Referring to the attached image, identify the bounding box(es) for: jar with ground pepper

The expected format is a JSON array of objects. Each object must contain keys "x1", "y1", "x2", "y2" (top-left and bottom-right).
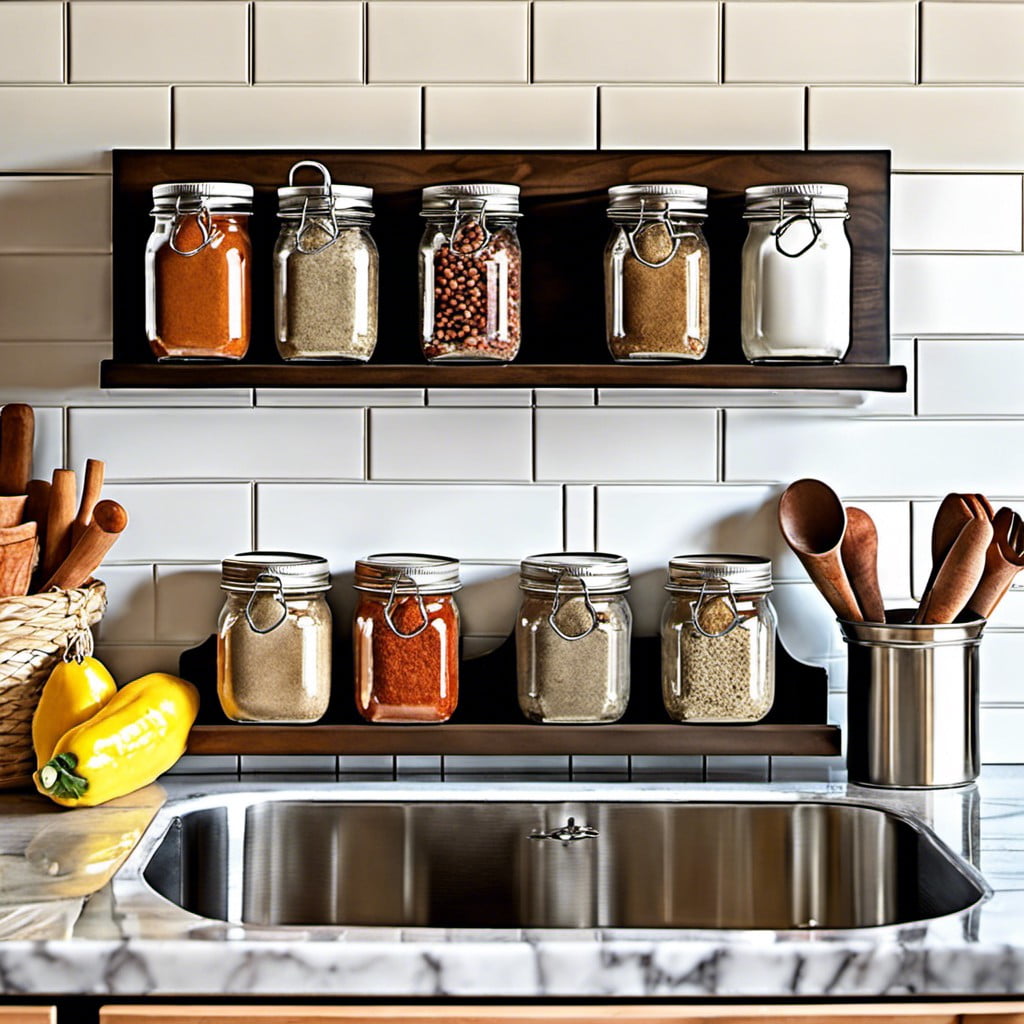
[
  {"x1": 145, "y1": 182, "x2": 253, "y2": 360},
  {"x1": 217, "y1": 552, "x2": 332, "y2": 724},
  {"x1": 353, "y1": 553, "x2": 461, "y2": 723},
  {"x1": 516, "y1": 553, "x2": 632, "y2": 724},
  {"x1": 605, "y1": 184, "x2": 710, "y2": 362},
  {"x1": 419, "y1": 184, "x2": 522, "y2": 362}
]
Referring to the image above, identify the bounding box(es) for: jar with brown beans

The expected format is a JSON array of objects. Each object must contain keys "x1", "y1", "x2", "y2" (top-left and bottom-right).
[{"x1": 418, "y1": 183, "x2": 522, "y2": 362}]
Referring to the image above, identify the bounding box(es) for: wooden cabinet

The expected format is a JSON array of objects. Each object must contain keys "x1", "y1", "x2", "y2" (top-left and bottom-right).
[{"x1": 0, "y1": 1008, "x2": 55, "y2": 1024}]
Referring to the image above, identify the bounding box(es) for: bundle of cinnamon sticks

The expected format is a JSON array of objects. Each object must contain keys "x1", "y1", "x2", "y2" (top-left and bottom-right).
[{"x1": 0, "y1": 404, "x2": 128, "y2": 598}]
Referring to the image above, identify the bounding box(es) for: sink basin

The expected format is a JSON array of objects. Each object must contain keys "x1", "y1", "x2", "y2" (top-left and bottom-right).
[{"x1": 133, "y1": 792, "x2": 987, "y2": 932}]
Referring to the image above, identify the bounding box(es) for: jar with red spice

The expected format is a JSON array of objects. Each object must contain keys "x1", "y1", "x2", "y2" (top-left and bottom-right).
[
  {"x1": 353, "y1": 553, "x2": 462, "y2": 723},
  {"x1": 418, "y1": 184, "x2": 522, "y2": 363},
  {"x1": 145, "y1": 181, "x2": 253, "y2": 360}
]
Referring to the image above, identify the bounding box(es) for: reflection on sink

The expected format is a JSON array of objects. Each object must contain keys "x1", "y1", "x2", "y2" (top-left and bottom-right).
[{"x1": 137, "y1": 796, "x2": 987, "y2": 931}]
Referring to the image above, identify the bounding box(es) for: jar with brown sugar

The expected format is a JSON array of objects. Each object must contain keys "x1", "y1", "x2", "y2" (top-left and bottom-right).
[{"x1": 145, "y1": 181, "x2": 253, "y2": 360}]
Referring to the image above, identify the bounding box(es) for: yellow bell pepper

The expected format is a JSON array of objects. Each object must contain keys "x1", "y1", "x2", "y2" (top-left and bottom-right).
[
  {"x1": 35, "y1": 673, "x2": 199, "y2": 808},
  {"x1": 32, "y1": 656, "x2": 117, "y2": 770}
]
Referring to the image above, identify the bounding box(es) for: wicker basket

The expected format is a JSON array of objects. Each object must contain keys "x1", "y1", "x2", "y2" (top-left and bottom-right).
[{"x1": 0, "y1": 581, "x2": 106, "y2": 790}]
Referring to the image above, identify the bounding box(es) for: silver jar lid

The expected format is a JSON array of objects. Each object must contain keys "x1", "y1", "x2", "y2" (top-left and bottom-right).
[
  {"x1": 607, "y1": 184, "x2": 708, "y2": 218},
  {"x1": 354, "y1": 553, "x2": 462, "y2": 594},
  {"x1": 520, "y1": 552, "x2": 631, "y2": 594},
  {"x1": 152, "y1": 182, "x2": 254, "y2": 214},
  {"x1": 277, "y1": 160, "x2": 373, "y2": 216},
  {"x1": 665, "y1": 554, "x2": 773, "y2": 594},
  {"x1": 744, "y1": 183, "x2": 848, "y2": 217},
  {"x1": 221, "y1": 552, "x2": 331, "y2": 593},
  {"x1": 421, "y1": 183, "x2": 521, "y2": 216}
]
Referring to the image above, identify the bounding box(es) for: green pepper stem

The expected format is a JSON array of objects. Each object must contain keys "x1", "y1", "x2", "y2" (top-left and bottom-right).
[{"x1": 39, "y1": 752, "x2": 89, "y2": 801}]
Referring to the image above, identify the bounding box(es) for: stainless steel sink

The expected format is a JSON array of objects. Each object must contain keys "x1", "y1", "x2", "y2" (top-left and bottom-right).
[{"x1": 130, "y1": 791, "x2": 988, "y2": 932}]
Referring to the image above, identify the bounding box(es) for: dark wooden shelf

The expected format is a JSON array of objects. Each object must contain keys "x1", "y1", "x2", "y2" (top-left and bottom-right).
[
  {"x1": 100, "y1": 360, "x2": 906, "y2": 392},
  {"x1": 187, "y1": 722, "x2": 841, "y2": 757}
]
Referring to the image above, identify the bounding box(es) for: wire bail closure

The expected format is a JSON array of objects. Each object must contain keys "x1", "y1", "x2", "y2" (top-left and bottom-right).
[
  {"x1": 771, "y1": 196, "x2": 823, "y2": 259},
  {"x1": 689, "y1": 579, "x2": 743, "y2": 639},
  {"x1": 547, "y1": 568, "x2": 598, "y2": 642},
  {"x1": 384, "y1": 572, "x2": 430, "y2": 639},
  {"x1": 290, "y1": 160, "x2": 340, "y2": 256},
  {"x1": 626, "y1": 199, "x2": 696, "y2": 269},
  {"x1": 244, "y1": 572, "x2": 289, "y2": 635},
  {"x1": 169, "y1": 194, "x2": 213, "y2": 256},
  {"x1": 448, "y1": 197, "x2": 492, "y2": 255}
]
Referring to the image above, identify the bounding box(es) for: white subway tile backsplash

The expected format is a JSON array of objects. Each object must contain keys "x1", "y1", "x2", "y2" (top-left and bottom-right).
[
  {"x1": 0, "y1": 177, "x2": 110, "y2": 254},
  {"x1": 809, "y1": 87, "x2": 1024, "y2": 171},
  {"x1": 0, "y1": 342, "x2": 110, "y2": 406},
  {"x1": 0, "y1": 256, "x2": 109, "y2": 340},
  {"x1": 705, "y1": 756, "x2": 770, "y2": 783},
  {"x1": 981, "y1": 632, "x2": 1024, "y2": 704},
  {"x1": 893, "y1": 255, "x2": 1024, "y2": 335},
  {"x1": 533, "y1": 2, "x2": 718, "y2": 84},
  {"x1": 0, "y1": 3, "x2": 63, "y2": 83},
  {"x1": 154, "y1": 563, "x2": 223, "y2": 643},
  {"x1": 370, "y1": 408, "x2": 531, "y2": 481},
  {"x1": 425, "y1": 86, "x2": 596, "y2": 149},
  {"x1": 427, "y1": 389, "x2": 533, "y2": 407},
  {"x1": 534, "y1": 408, "x2": 717, "y2": 483},
  {"x1": 70, "y1": 408, "x2": 365, "y2": 480},
  {"x1": 725, "y1": 2, "x2": 915, "y2": 85},
  {"x1": 0, "y1": 86, "x2": 169, "y2": 173},
  {"x1": 564, "y1": 485, "x2": 595, "y2": 550},
  {"x1": 255, "y1": 2, "x2": 363, "y2": 84},
  {"x1": 892, "y1": 175, "x2": 1023, "y2": 253},
  {"x1": 368, "y1": 2, "x2": 527, "y2": 83},
  {"x1": 458, "y1": 563, "x2": 519, "y2": 636},
  {"x1": 239, "y1": 755, "x2": 337, "y2": 774},
  {"x1": 71, "y1": 2, "x2": 248, "y2": 84},
  {"x1": 93, "y1": 643, "x2": 182, "y2": 682},
  {"x1": 8, "y1": 404, "x2": 63, "y2": 481},
  {"x1": 601, "y1": 87, "x2": 804, "y2": 149},
  {"x1": 918, "y1": 338, "x2": 1024, "y2": 416},
  {"x1": 257, "y1": 389, "x2": 424, "y2": 407},
  {"x1": 534, "y1": 389, "x2": 595, "y2": 407},
  {"x1": 981, "y1": 707, "x2": 1024, "y2": 764},
  {"x1": 94, "y1": 564, "x2": 155, "y2": 644},
  {"x1": 922, "y1": 2, "x2": 1024, "y2": 84},
  {"x1": 175, "y1": 87, "x2": 421, "y2": 149}
]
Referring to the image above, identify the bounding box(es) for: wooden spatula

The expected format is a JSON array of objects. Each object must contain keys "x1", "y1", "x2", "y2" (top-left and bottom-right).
[
  {"x1": 840, "y1": 507, "x2": 886, "y2": 623},
  {"x1": 916, "y1": 514, "x2": 993, "y2": 624},
  {"x1": 969, "y1": 507, "x2": 1024, "y2": 619}
]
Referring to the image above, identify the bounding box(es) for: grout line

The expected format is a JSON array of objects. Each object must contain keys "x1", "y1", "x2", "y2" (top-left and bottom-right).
[
  {"x1": 249, "y1": 480, "x2": 257, "y2": 550},
  {"x1": 803, "y1": 85, "x2": 810, "y2": 151},
  {"x1": 62, "y1": 1, "x2": 70, "y2": 84},
  {"x1": 363, "y1": 407, "x2": 371, "y2": 480},
  {"x1": 595, "y1": 86, "x2": 602, "y2": 150},
  {"x1": 912, "y1": 336, "x2": 920, "y2": 417},
  {"x1": 527, "y1": 0, "x2": 534, "y2": 84},
  {"x1": 420, "y1": 86, "x2": 426, "y2": 150},
  {"x1": 717, "y1": 408, "x2": 726, "y2": 483},
  {"x1": 169, "y1": 87, "x2": 176, "y2": 150},
  {"x1": 718, "y1": 0, "x2": 725, "y2": 85},
  {"x1": 916, "y1": 0, "x2": 923, "y2": 86},
  {"x1": 362, "y1": 1, "x2": 369, "y2": 86},
  {"x1": 247, "y1": 1, "x2": 255, "y2": 86}
]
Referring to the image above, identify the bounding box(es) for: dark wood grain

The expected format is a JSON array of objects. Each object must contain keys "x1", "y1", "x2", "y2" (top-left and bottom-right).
[{"x1": 111, "y1": 148, "x2": 892, "y2": 379}]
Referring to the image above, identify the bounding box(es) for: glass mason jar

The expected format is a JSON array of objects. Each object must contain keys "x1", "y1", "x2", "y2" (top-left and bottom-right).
[
  {"x1": 145, "y1": 181, "x2": 253, "y2": 360},
  {"x1": 353, "y1": 553, "x2": 462, "y2": 723},
  {"x1": 741, "y1": 183, "x2": 851, "y2": 364},
  {"x1": 217, "y1": 552, "x2": 332, "y2": 724},
  {"x1": 661, "y1": 555, "x2": 776, "y2": 724},
  {"x1": 274, "y1": 160, "x2": 379, "y2": 362},
  {"x1": 605, "y1": 184, "x2": 710, "y2": 362},
  {"x1": 516, "y1": 553, "x2": 632, "y2": 724},
  {"x1": 419, "y1": 183, "x2": 522, "y2": 363}
]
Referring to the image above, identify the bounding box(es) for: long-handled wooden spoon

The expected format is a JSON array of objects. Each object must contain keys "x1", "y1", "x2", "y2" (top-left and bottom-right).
[
  {"x1": 840, "y1": 507, "x2": 886, "y2": 623},
  {"x1": 916, "y1": 514, "x2": 993, "y2": 624},
  {"x1": 922, "y1": 493, "x2": 974, "y2": 599},
  {"x1": 71, "y1": 458, "x2": 105, "y2": 544},
  {"x1": 41, "y1": 469, "x2": 76, "y2": 582}
]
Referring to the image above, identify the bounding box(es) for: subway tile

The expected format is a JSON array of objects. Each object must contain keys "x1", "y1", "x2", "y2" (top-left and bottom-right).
[
  {"x1": 981, "y1": 707, "x2": 1024, "y2": 764},
  {"x1": 0, "y1": 177, "x2": 110, "y2": 254},
  {"x1": 705, "y1": 756, "x2": 770, "y2": 782},
  {"x1": 154, "y1": 563, "x2": 223, "y2": 643},
  {"x1": 893, "y1": 255, "x2": 1024, "y2": 335},
  {"x1": 809, "y1": 87, "x2": 1024, "y2": 171},
  {"x1": 0, "y1": 255, "x2": 109, "y2": 341},
  {"x1": 0, "y1": 87, "x2": 169, "y2": 173},
  {"x1": 425, "y1": 86, "x2": 596, "y2": 149},
  {"x1": 93, "y1": 644, "x2": 182, "y2": 682},
  {"x1": 534, "y1": 389, "x2": 595, "y2": 407},
  {"x1": 395, "y1": 756, "x2": 442, "y2": 779},
  {"x1": 338, "y1": 755, "x2": 394, "y2": 776},
  {"x1": 918, "y1": 338, "x2": 1024, "y2": 416},
  {"x1": 725, "y1": 2, "x2": 915, "y2": 84},
  {"x1": 564, "y1": 485, "x2": 595, "y2": 550},
  {"x1": 533, "y1": 2, "x2": 717, "y2": 84},
  {"x1": 458, "y1": 563, "x2": 520, "y2": 637},
  {"x1": 239, "y1": 756, "x2": 337, "y2": 774},
  {"x1": 571, "y1": 755, "x2": 629, "y2": 778},
  {"x1": 630, "y1": 755, "x2": 703, "y2": 780},
  {"x1": 69, "y1": 407, "x2": 365, "y2": 480},
  {"x1": 164, "y1": 756, "x2": 238, "y2": 776},
  {"x1": 368, "y1": 2, "x2": 527, "y2": 83},
  {"x1": 443, "y1": 755, "x2": 569, "y2": 777},
  {"x1": 427, "y1": 389, "x2": 533, "y2": 407},
  {"x1": 97, "y1": 483, "x2": 252, "y2": 561},
  {"x1": 0, "y1": 3, "x2": 63, "y2": 83},
  {"x1": 854, "y1": 336, "x2": 916, "y2": 418},
  {"x1": 892, "y1": 175, "x2": 1023, "y2": 253},
  {"x1": 175, "y1": 87, "x2": 420, "y2": 149},
  {"x1": 0, "y1": 343, "x2": 110, "y2": 406},
  {"x1": 726, "y1": 412, "x2": 1024, "y2": 496},
  {"x1": 534, "y1": 408, "x2": 717, "y2": 483},
  {"x1": 257, "y1": 389, "x2": 424, "y2": 407},
  {"x1": 93, "y1": 564, "x2": 155, "y2": 644},
  {"x1": 94, "y1": 389, "x2": 253, "y2": 408},
  {"x1": 601, "y1": 86, "x2": 804, "y2": 150},
  {"x1": 771, "y1": 581, "x2": 846, "y2": 664},
  {"x1": 370, "y1": 408, "x2": 531, "y2": 481},
  {"x1": 982, "y1": 632, "x2": 1024, "y2": 704},
  {"x1": 770, "y1": 756, "x2": 844, "y2": 783},
  {"x1": 255, "y1": 2, "x2": 362, "y2": 84},
  {"x1": 4, "y1": 404, "x2": 64, "y2": 484},
  {"x1": 71, "y1": 2, "x2": 248, "y2": 84},
  {"x1": 922, "y1": 2, "x2": 1024, "y2": 84}
]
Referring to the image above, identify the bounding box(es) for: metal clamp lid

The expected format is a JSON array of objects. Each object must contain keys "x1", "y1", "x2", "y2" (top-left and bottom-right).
[
  {"x1": 520, "y1": 552, "x2": 631, "y2": 595},
  {"x1": 221, "y1": 551, "x2": 331, "y2": 594},
  {"x1": 743, "y1": 184, "x2": 849, "y2": 258},
  {"x1": 152, "y1": 182, "x2": 254, "y2": 257},
  {"x1": 421, "y1": 184, "x2": 520, "y2": 255},
  {"x1": 354, "y1": 553, "x2": 462, "y2": 594},
  {"x1": 278, "y1": 160, "x2": 373, "y2": 255},
  {"x1": 666, "y1": 554, "x2": 773, "y2": 594},
  {"x1": 607, "y1": 184, "x2": 707, "y2": 269}
]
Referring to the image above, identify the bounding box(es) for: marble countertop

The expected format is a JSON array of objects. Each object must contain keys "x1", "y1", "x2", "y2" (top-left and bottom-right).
[{"x1": 1, "y1": 770, "x2": 1023, "y2": 998}]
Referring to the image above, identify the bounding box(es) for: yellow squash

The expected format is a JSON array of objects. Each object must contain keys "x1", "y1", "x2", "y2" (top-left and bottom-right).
[
  {"x1": 32, "y1": 656, "x2": 117, "y2": 770},
  {"x1": 35, "y1": 672, "x2": 200, "y2": 808}
]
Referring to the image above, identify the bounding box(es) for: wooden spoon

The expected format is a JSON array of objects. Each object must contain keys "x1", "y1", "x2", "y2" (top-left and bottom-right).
[
  {"x1": 840, "y1": 507, "x2": 886, "y2": 623},
  {"x1": 969, "y1": 507, "x2": 1024, "y2": 619},
  {"x1": 0, "y1": 404, "x2": 34, "y2": 497},
  {"x1": 72, "y1": 458, "x2": 105, "y2": 544},
  {"x1": 916, "y1": 514, "x2": 993, "y2": 624},
  {"x1": 41, "y1": 469, "x2": 76, "y2": 581},
  {"x1": 778, "y1": 479, "x2": 864, "y2": 622},
  {"x1": 922, "y1": 493, "x2": 974, "y2": 599},
  {"x1": 41, "y1": 499, "x2": 128, "y2": 591},
  {"x1": 0, "y1": 495, "x2": 27, "y2": 528},
  {"x1": 0, "y1": 521, "x2": 38, "y2": 598}
]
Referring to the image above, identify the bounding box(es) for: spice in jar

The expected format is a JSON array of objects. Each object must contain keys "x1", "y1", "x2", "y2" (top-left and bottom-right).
[
  {"x1": 274, "y1": 161, "x2": 379, "y2": 362},
  {"x1": 419, "y1": 184, "x2": 522, "y2": 363},
  {"x1": 605, "y1": 184, "x2": 710, "y2": 361},
  {"x1": 353, "y1": 554, "x2": 461, "y2": 723},
  {"x1": 145, "y1": 182, "x2": 253, "y2": 360}
]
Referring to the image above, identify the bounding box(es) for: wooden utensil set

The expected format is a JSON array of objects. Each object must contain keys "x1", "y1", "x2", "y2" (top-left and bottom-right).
[
  {"x1": 780, "y1": 478, "x2": 1024, "y2": 625},
  {"x1": 0, "y1": 404, "x2": 128, "y2": 599}
]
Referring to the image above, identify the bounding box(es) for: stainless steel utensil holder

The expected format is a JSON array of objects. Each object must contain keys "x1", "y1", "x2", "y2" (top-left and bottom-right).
[{"x1": 839, "y1": 613, "x2": 985, "y2": 789}]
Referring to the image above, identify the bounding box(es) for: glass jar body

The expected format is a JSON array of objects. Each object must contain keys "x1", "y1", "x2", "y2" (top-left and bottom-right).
[
  {"x1": 605, "y1": 214, "x2": 710, "y2": 362},
  {"x1": 740, "y1": 217, "x2": 851, "y2": 363},
  {"x1": 353, "y1": 590, "x2": 460, "y2": 723},
  {"x1": 216, "y1": 589, "x2": 332, "y2": 723},
  {"x1": 273, "y1": 216, "x2": 379, "y2": 362},
  {"x1": 419, "y1": 213, "x2": 521, "y2": 363},
  {"x1": 661, "y1": 589, "x2": 776, "y2": 723},
  {"x1": 516, "y1": 591, "x2": 632, "y2": 724},
  {"x1": 146, "y1": 210, "x2": 252, "y2": 360}
]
